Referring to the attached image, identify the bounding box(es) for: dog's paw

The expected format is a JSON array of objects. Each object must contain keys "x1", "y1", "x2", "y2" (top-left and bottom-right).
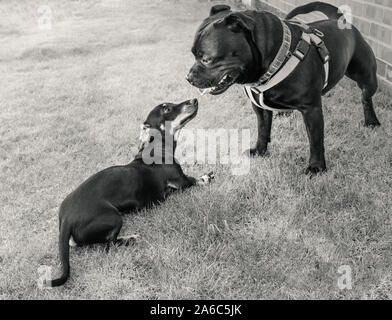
[
  {"x1": 69, "y1": 236, "x2": 77, "y2": 247},
  {"x1": 197, "y1": 172, "x2": 214, "y2": 185},
  {"x1": 117, "y1": 234, "x2": 140, "y2": 247},
  {"x1": 364, "y1": 119, "x2": 381, "y2": 128},
  {"x1": 274, "y1": 111, "x2": 293, "y2": 119},
  {"x1": 41, "y1": 279, "x2": 51, "y2": 288},
  {"x1": 305, "y1": 165, "x2": 327, "y2": 176},
  {"x1": 243, "y1": 148, "x2": 268, "y2": 158}
]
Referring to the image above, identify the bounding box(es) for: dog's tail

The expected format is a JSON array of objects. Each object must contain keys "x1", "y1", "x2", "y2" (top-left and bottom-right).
[
  {"x1": 286, "y1": 1, "x2": 344, "y2": 20},
  {"x1": 46, "y1": 220, "x2": 71, "y2": 287}
]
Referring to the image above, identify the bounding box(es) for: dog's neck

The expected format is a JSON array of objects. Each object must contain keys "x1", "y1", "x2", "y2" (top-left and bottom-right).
[
  {"x1": 245, "y1": 32, "x2": 263, "y2": 83},
  {"x1": 247, "y1": 12, "x2": 285, "y2": 83},
  {"x1": 134, "y1": 135, "x2": 178, "y2": 165}
]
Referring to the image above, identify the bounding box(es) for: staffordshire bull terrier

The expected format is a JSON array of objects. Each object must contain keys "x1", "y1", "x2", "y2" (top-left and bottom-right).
[
  {"x1": 187, "y1": 2, "x2": 380, "y2": 175},
  {"x1": 47, "y1": 99, "x2": 214, "y2": 287}
]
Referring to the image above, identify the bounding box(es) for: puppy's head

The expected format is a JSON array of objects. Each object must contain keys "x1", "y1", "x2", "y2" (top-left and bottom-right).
[
  {"x1": 187, "y1": 5, "x2": 257, "y2": 95},
  {"x1": 138, "y1": 99, "x2": 198, "y2": 150}
]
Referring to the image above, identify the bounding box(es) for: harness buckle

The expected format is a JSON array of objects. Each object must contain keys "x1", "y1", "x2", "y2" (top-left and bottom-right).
[
  {"x1": 321, "y1": 52, "x2": 330, "y2": 63},
  {"x1": 313, "y1": 28, "x2": 324, "y2": 38},
  {"x1": 293, "y1": 39, "x2": 310, "y2": 61},
  {"x1": 315, "y1": 40, "x2": 330, "y2": 63}
]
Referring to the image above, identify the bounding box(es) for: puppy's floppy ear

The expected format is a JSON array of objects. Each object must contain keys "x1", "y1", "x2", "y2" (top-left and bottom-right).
[
  {"x1": 222, "y1": 12, "x2": 255, "y2": 33},
  {"x1": 138, "y1": 124, "x2": 151, "y2": 151},
  {"x1": 209, "y1": 4, "x2": 231, "y2": 16}
]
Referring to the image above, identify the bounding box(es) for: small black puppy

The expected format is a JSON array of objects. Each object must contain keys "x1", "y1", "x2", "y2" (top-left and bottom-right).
[{"x1": 47, "y1": 98, "x2": 213, "y2": 287}]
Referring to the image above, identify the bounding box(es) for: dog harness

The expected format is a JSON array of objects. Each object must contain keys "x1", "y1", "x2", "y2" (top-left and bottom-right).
[{"x1": 244, "y1": 20, "x2": 330, "y2": 112}]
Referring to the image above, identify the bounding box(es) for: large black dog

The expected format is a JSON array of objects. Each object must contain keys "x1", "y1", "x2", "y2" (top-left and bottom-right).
[
  {"x1": 47, "y1": 99, "x2": 214, "y2": 287},
  {"x1": 187, "y1": 2, "x2": 380, "y2": 174}
]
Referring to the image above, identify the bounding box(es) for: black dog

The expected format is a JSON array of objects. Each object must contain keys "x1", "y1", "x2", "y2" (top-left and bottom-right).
[
  {"x1": 187, "y1": 2, "x2": 380, "y2": 174},
  {"x1": 47, "y1": 99, "x2": 214, "y2": 287}
]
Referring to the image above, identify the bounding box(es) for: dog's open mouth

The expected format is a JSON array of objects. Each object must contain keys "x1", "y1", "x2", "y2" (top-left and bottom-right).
[{"x1": 198, "y1": 74, "x2": 237, "y2": 96}]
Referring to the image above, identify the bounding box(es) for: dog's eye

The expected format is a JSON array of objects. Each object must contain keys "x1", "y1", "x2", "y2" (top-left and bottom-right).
[{"x1": 163, "y1": 105, "x2": 171, "y2": 113}]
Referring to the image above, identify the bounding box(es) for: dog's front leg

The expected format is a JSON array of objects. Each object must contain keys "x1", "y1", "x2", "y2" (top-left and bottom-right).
[
  {"x1": 300, "y1": 105, "x2": 327, "y2": 175},
  {"x1": 168, "y1": 172, "x2": 214, "y2": 190},
  {"x1": 167, "y1": 175, "x2": 196, "y2": 190},
  {"x1": 247, "y1": 103, "x2": 272, "y2": 157}
]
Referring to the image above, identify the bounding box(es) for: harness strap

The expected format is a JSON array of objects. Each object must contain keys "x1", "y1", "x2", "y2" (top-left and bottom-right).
[
  {"x1": 244, "y1": 21, "x2": 330, "y2": 112},
  {"x1": 248, "y1": 36, "x2": 308, "y2": 93},
  {"x1": 257, "y1": 20, "x2": 292, "y2": 84},
  {"x1": 244, "y1": 86, "x2": 292, "y2": 112},
  {"x1": 308, "y1": 33, "x2": 330, "y2": 89},
  {"x1": 290, "y1": 22, "x2": 329, "y2": 89}
]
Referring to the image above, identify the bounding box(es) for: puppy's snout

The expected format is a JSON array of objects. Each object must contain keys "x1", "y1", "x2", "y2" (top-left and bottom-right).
[
  {"x1": 189, "y1": 98, "x2": 198, "y2": 106},
  {"x1": 183, "y1": 99, "x2": 198, "y2": 113}
]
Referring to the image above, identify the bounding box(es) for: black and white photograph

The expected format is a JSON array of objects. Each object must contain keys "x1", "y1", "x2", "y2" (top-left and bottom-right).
[{"x1": 1, "y1": 0, "x2": 391, "y2": 303}]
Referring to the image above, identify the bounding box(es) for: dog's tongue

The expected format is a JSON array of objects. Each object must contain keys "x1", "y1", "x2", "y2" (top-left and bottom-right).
[{"x1": 198, "y1": 88, "x2": 214, "y2": 96}]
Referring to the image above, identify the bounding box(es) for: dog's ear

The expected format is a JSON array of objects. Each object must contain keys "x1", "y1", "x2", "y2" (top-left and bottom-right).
[
  {"x1": 209, "y1": 4, "x2": 231, "y2": 16},
  {"x1": 138, "y1": 124, "x2": 151, "y2": 151},
  {"x1": 221, "y1": 12, "x2": 255, "y2": 33}
]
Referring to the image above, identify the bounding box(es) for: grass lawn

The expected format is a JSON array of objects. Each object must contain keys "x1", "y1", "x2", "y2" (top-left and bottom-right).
[{"x1": 0, "y1": 0, "x2": 391, "y2": 299}]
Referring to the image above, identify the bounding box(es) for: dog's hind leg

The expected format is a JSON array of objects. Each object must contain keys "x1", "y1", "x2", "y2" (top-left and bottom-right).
[
  {"x1": 361, "y1": 84, "x2": 380, "y2": 128},
  {"x1": 345, "y1": 32, "x2": 381, "y2": 127},
  {"x1": 347, "y1": 67, "x2": 380, "y2": 127},
  {"x1": 74, "y1": 204, "x2": 123, "y2": 247},
  {"x1": 75, "y1": 203, "x2": 139, "y2": 248}
]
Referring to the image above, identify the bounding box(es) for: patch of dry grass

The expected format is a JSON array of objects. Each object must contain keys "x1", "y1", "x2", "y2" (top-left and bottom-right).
[{"x1": 0, "y1": 0, "x2": 391, "y2": 299}]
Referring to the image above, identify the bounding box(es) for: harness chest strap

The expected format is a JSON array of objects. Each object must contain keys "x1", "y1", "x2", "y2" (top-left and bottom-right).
[{"x1": 245, "y1": 21, "x2": 330, "y2": 112}]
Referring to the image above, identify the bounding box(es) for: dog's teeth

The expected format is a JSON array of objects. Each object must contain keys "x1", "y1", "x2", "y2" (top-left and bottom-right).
[{"x1": 218, "y1": 75, "x2": 229, "y2": 85}]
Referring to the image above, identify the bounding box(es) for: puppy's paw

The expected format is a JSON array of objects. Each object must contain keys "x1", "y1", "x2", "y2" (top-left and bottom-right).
[
  {"x1": 197, "y1": 172, "x2": 214, "y2": 185},
  {"x1": 123, "y1": 235, "x2": 139, "y2": 247},
  {"x1": 116, "y1": 234, "x2": 140, "y2": 247}
]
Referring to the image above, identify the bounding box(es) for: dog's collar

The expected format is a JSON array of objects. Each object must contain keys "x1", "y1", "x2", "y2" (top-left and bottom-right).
[
  {"x1": 135, "y1": 124, "x2": 178, "y2": 164},
  {"x1": 249, "y1": 20, "x2": 292, "y2": 87}
]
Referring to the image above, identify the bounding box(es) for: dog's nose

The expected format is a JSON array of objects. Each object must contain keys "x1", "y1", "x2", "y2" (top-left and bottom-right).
[{"x1": 190, "y1": 98, "x2": 198, "y2": 106}]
